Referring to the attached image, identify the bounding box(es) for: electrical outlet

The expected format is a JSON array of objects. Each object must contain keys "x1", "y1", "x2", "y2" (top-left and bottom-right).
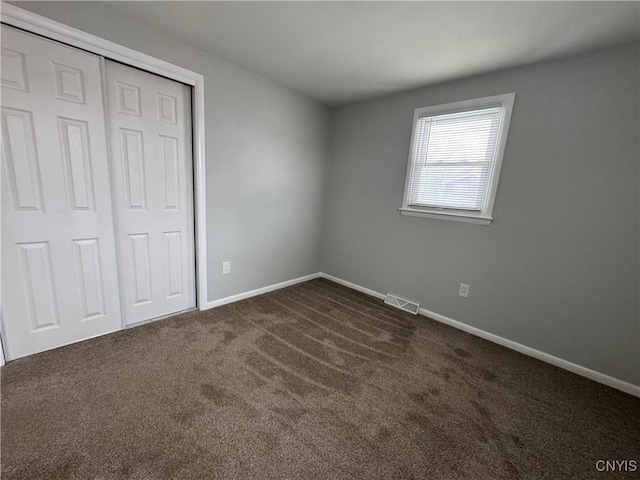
[
  {"x1": 222, "y1": 261, "x2": 231, "y2": 275},
  {"x1": 458, "y1": 283, "x2": 470, "y2": 298}
]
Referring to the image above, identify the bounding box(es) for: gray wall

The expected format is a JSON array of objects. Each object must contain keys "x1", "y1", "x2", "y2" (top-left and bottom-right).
[
  {"x1": 321, "y1": 43, "x2": 640, "y2": 385},
  {"x1": 14, "y1": 1, "x2": 330, "y2": 303}
]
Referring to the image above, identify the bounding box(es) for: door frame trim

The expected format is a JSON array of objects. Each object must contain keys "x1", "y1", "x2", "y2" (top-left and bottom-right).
[{"x1": 1, "y1": 3, "x2": 208, "y2": 316}]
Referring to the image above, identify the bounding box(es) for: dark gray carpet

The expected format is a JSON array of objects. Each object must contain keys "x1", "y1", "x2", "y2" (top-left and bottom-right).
[{"x1": 1, "y1": 278, "x2": 638, "y2": 479}]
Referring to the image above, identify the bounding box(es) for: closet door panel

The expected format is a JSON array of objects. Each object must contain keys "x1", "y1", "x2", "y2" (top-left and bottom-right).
[
  {"x1": 106, "y1": 61, "x2": 195, "y2": 325},
  {"x1": 1, "y1": 27, "x2": 122, "y2": 359}
]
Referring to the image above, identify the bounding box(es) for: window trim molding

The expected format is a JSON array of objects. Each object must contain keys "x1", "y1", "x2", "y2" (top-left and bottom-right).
[
  {"x1": 400, "y1": 92, "x2": 516, "y2": 225},
  {"x1": 0, "y1": 3, "x2": 208, "y2": 311},
  {"x1": 398, "y1": 208, "x2": 493, "y2": 225}
]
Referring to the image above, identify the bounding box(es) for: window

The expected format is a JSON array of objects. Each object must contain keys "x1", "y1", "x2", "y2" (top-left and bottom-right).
[{"x1": 400, "y1": 93, "x2": 515, "y2": 225}]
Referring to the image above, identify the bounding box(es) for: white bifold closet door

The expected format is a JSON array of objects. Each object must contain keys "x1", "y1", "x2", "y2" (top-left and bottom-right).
[
  {"x1": 1, "y1": 27, "x2": 196, "y2": 360},
  {"x1": 105, "y1": 61, "x2": 195, "y2": 326},
  {"x1": 1, "y1": 27, "x2": 122, "y2": 359}
]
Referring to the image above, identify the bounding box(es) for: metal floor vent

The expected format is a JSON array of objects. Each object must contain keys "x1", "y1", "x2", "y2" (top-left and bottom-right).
[{"x1": 384, "y1": 293, "x2": 420, "y2": 315}]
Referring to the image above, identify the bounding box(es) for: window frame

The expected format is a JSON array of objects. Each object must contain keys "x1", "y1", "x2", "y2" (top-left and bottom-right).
[{"x1": 399, "y1": 93, "x2": 516, "y2": 225}]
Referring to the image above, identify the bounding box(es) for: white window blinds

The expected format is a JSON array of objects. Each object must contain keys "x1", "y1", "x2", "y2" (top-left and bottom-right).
[{"x1": 407, "y1": 107, "x2": 503, "y2": 211}]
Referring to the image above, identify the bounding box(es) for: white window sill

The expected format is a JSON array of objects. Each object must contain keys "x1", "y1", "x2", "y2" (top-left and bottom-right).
[{"x1": 398, "y1": 208, "x2": 493, "y2": 225}]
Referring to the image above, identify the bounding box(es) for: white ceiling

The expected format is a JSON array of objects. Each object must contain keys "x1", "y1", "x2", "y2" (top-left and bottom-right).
[{"x1": 108, "y1": 1, "x2": 640, "y2": 106}]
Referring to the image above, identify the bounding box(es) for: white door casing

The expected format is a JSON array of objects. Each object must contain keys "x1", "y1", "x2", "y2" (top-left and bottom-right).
[
  {"x1": 1, "y1": 27, "x2": 122, "y2": 360},
  {"x1": 105, "y1": 61, "x2": 195, "y2": 325}
]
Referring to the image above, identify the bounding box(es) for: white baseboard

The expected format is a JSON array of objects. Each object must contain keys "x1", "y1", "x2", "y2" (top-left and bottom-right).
[
  {"x1": 320, "y1": 273, "x2": 386, "y2": 301},
  {"x1": 318, "y1": 273, "x2": 640, "y2": 398},
  {"x1": 205, "y1": 273, "x2": 321, "y2": 309},
  {"x1": 418, "y1": 306, "x2": 640, "y2": 397}
]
